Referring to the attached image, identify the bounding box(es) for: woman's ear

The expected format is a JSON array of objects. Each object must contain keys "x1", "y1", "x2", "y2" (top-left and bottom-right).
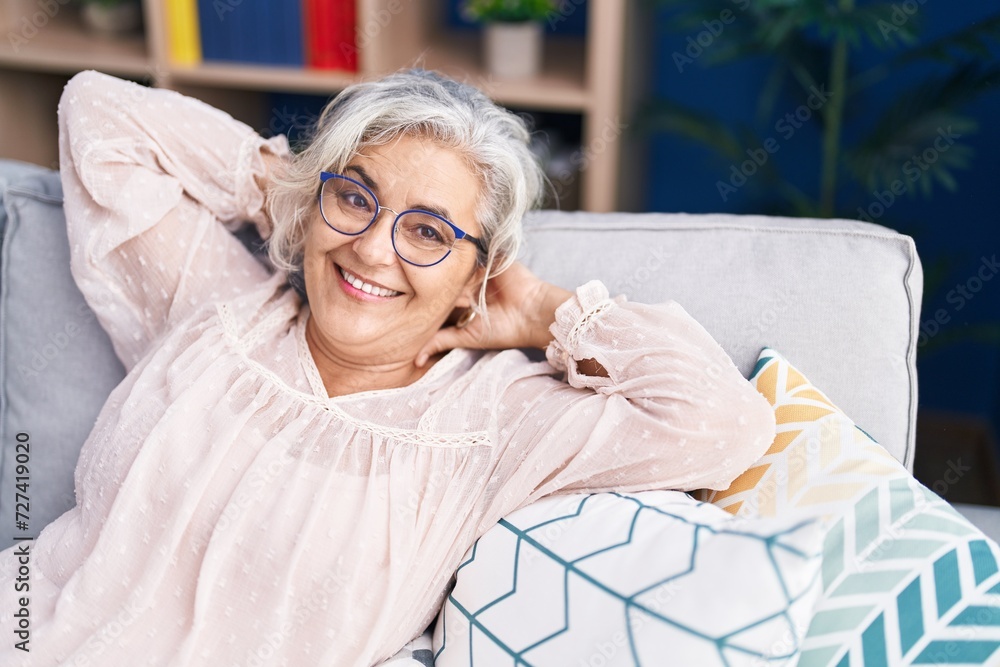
[{"x1": 455, "y1": 264, "x2": 487, "y2": 310}]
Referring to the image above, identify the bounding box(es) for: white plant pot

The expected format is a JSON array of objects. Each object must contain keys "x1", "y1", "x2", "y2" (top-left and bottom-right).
[
  {"x1": 81, "y1": 2, "x2": 142, "y2": 36},
  {"x1": 484, "y1": 22, "x2": 543, "y2": 80}
]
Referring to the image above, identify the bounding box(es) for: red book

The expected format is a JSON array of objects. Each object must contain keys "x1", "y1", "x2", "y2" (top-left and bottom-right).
[
  {"x1": 337, "y1": 0, "x2": 357, "y2": 71},
  {"x1": 306, "y1": 0, "x2": 357, "y2": 71}
]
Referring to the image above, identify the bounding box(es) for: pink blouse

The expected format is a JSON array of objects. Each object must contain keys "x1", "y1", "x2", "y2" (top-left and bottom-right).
[{"x1": 0, "y1": 71, "x2": 776, "y2": 666}]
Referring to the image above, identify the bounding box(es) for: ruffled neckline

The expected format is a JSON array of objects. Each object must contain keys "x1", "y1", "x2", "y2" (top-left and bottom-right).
[{"x1": 294, "y1": 305, "x2": 474, "y2": 403}]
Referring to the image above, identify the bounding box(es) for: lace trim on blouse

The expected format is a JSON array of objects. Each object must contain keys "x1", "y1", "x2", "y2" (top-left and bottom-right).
[{"x1": 545, "y1": 280, "x2": 618, "y2": 372}]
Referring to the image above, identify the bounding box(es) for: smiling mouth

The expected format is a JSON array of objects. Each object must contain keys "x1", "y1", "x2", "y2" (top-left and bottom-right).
[{"x1": 337, "y1": 265, "x2": 402, "y2": 298}]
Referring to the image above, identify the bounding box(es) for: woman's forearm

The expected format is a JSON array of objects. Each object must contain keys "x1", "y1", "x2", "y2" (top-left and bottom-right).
[
  {"x1": 496, "y1": 281, "x2": 776, "y2": 499},
  {"x1": 544, "y1": 281, "x2": 773, "y2": 449},
  {"x1": 56, "y1": 71, "x2": 283, "y2": 369},
  {"x1": 529, "y1": 283, "x2": 573, "y2": 349},
  {"x1": 58, "y1": 70, "x2": 288, "y2": 231}
]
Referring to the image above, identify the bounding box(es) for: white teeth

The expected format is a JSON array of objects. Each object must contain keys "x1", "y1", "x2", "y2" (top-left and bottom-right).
[{"x1": 339, "y1": 267, "x2": 400, "y2": 297}]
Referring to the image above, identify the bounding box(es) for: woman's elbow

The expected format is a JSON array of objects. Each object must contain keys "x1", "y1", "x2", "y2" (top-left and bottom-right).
[
  {"x1": 59, "y1": 71, "x2": 103, "y2": 159},
  {"x1": 59, "y1": 70, "x2": 103, "y2": 122},
  {"x1": 709, "y1": 384, "x2": 776, "y2": 489}
]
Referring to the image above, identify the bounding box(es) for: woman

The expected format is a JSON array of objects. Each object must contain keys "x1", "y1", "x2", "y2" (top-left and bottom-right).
[{"x1": 0, "y1": 68, "x2": 775, "y2": 665}]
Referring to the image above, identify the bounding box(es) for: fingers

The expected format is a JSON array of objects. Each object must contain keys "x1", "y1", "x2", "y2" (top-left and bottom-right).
[{"x1": 416, "y1": 326, "x2": 469, "y2": 368}]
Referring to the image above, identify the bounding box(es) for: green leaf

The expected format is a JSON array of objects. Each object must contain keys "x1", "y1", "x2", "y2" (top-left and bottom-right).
[
  {"x1": 461, "y1": 0, "x2": 557, "y2": 23},
  {"x1": 846, "y1": 63, "x2": 997, "y2": 197}
]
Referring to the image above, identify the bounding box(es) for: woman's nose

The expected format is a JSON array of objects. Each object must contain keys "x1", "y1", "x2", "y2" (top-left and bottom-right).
[{"x1": 351, "y1": 208, "x2": 398, "y2": 266}]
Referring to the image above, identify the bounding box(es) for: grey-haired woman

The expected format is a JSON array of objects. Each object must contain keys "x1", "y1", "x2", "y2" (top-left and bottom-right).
[{"x1": 0, "y1": 68, "x2": 774, "y2": 665}]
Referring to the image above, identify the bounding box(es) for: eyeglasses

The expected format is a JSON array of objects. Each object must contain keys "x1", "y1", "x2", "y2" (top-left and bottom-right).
[{"x1": 318, "y1": 172, "x2": 486, "y2": 267}]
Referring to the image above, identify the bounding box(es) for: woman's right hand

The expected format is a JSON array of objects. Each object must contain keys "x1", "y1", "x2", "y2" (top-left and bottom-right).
[{"x1": 415, "y1": 262, "x2": 574, "y2": 365}]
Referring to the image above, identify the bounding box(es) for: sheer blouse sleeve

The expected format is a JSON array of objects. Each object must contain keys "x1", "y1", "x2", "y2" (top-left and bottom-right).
[
  {"x1": 57, "y1": 70, "x2": 291, "y2": 371},
  {"x1": 489, "y1": 280, "x2": 776, "y2": 515}
]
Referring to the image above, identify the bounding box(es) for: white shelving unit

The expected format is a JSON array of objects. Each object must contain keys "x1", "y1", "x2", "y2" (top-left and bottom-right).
[{"x1": 0, "y1": 0, "x2": 648, "y2": 211}]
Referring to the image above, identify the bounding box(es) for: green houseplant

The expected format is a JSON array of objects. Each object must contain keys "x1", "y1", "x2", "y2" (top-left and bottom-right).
[{"x1": 462, "y1": 0, "x2": 557, "y2": 79}]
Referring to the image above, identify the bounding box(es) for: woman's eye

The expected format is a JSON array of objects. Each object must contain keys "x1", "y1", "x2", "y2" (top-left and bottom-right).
[
  {"x1": 342, "y1": 192, "x2": 370, "y2": 210},
  {"x1": 416, "y1": 225, "x2": 443, "y2": 242}
]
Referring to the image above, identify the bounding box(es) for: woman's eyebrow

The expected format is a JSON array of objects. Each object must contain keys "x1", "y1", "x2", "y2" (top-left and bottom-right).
[
  {"x1": 344, "y1": 164, "x2": 455, "y2": 222},
  {"x1": 344, "y1": 164, "x2": 379, "y2": 192}
]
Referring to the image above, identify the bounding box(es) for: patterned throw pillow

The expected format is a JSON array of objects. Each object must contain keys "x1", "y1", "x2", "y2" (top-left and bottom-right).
[
  {"x1": 700, "y1": 348, "x2": 1000, "y2": 666},
  {"x1": 433, "y1": 490, "x2": 823, "y2": 666}
]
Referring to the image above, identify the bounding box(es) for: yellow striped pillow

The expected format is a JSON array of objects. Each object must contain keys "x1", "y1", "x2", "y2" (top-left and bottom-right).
[{"x1": 697, "y1": 347, "x2": 901, "y2": 519}]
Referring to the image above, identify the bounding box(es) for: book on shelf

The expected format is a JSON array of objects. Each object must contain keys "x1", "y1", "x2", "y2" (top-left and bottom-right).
[
  {"x1": 166, "y1": 0, "x2": 201, "y2": 65},
  {"x1": 257, "y1": 0, "x2": 278, "y2": 64},
  {"x1": 242, "y1": 0, "x2": 304, "y2": 66},
  {"x1": 230, "y1": 0, "x2": 252, "y2": 63},
  {"x1": 192, "y1": 0, "x2": 347, "y2": 69},
  {"x1": 196, "y1": 0, "x2": 227, "y2": 62},
  {"x1": 306, "y1": 0, "x2": 358, "y2": 71},
  {"x1": 277, "y1": 0, "x2": 306, "y2": 66}
]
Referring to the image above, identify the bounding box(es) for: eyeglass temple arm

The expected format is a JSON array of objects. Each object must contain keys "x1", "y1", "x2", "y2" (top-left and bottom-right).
[{"x1": 466, "y1": 234, "x2": 487, "y2": 257}]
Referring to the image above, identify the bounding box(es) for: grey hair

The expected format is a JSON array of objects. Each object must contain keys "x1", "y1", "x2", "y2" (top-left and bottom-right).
[{"x1": 265, "y1": 67, "x2": 549, "y2": 321}]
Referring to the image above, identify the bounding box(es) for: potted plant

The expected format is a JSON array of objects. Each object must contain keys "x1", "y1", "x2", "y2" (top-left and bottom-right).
[
  {"x1": 462, "y1": 0, "x2": 557, "y2": 80},
  {"x1": 79, "y1": 0, "x2": 143, "y2": 36}
]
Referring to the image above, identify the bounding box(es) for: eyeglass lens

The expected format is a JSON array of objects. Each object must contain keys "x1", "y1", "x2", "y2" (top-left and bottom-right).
[{"x1": 321, "y1": 177, "x2": 457, "y2": 266}]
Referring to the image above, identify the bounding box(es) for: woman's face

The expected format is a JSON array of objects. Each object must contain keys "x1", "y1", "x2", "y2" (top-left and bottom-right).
[{"x1": 302, "y1": 134, "x2": 485, "y2": 366}]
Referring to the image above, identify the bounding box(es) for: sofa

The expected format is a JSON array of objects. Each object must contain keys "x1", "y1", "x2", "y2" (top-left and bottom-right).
[{"x1": 2, "y1": 157, "x2": 1000, "y2": 665}]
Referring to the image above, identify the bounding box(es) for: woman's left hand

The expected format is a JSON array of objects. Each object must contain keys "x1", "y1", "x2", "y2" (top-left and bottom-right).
[{"x1": 415, "y1": 262, "x2": 573, "y2": 367}]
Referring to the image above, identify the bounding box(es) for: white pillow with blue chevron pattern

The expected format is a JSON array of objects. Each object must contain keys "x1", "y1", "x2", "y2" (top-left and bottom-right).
[
  {"x1": 700, "y1": 348, "x2": 1000, "y2": 666},
  {"x1": 433, "y1": 490, "x2": 823, "y2": 666}
]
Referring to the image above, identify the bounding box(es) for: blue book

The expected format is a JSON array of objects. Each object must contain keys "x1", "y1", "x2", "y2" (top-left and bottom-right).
[
  {"x1": 225, "y1": 0, "x2": 242, "y2": 62},
  {"x1": 201, "y1": 0, "x2": 302, "y2": 65},
  {"x1": 230, "y1": 0, "x2": 255, "y2": 63},
  {"x1": 197, "y1": 0, "x2": 227, "y2": 61},
  {"x1": 242, "y1": 0, "x2": 295, "y2": 66},
  {"x1": 278, "y1": 0, "x2": 305, "y2": 66},
  {"x1": 257, "y1": 0, "x2": 277, "y2": 64}
]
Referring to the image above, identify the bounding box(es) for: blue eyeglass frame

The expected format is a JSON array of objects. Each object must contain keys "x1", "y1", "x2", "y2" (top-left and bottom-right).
[{"x1": 318, "y1": 171, "x2": 486, "y2": 268}]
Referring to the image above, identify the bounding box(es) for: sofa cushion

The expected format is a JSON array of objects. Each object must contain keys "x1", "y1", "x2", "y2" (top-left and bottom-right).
[
  {"x1": 520, "y1": 211, "x2": 922, "y2": 470},
  {"x1": 701, "y1": 348, "x2": 1000, "y2": 666},
  {"x1": 0, "y1": 168, "x2": 126, "y2": 550},
  {"x1": 433, "y1": 490, "x2": 823, "y2": 665}
]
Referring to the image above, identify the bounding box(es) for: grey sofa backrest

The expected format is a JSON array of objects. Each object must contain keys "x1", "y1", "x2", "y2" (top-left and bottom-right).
[
  {"x1": 0, "y1": 160, "x2": 921, "y2": 551},
  {"x1": 520, "y1": 211, "x2": 922, "y2": 470}
]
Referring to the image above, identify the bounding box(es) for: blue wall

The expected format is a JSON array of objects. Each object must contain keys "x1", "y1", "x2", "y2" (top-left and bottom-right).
[{"x1": 645, "y1": 2, "x2": 1000, "y2": 437}]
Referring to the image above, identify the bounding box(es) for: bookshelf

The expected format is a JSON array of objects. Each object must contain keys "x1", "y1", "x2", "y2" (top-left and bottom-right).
[{"x1": 0, "y1": 0, "x2": 648, "y2": 211}]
